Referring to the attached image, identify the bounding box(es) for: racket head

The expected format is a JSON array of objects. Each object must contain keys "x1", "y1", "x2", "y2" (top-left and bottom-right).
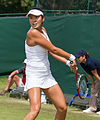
[{"x1": 75, "y1": 71, "x2": 89, "y2": 99}]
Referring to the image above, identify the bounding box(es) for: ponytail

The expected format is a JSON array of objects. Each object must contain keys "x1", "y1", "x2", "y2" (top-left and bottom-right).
[{"x1": 86, "y1": 52, "x2": 90, "y2": 58}]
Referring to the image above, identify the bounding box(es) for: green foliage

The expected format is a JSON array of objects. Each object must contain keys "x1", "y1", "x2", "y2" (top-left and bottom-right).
[
  {"x1": 39, "y1": 0, "x2": 94, "y2": 10},
  {"x1": 21, "y1": 0, "x2": 34, "y2": 10},
  {"x1": 97, "y1": 1, "x2": 100, "y2": 11},
  {"x1": 0, "y1": 0, "x2": 99, "y2": 13},
  {"x1": 0, "y1": 0, "x2": 34, "y2": 13}
]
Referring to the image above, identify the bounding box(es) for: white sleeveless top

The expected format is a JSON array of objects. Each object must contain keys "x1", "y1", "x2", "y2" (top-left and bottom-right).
[
  {"x1": 24, "y1": 27, "x2": 57, "y2": 91},
  {"x1": 25, "y1": 28, "x2": 50, "y2": 71}
]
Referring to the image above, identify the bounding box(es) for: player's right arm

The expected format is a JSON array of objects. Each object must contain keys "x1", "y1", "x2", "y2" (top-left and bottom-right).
[{"x1": 26, "y1": 28, "x2": 75, "y2": 61}]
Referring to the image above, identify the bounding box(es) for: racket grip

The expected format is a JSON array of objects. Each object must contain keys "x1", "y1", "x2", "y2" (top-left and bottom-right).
[
  {"x1": 70, "y1": 61, "x2": 73, "y2": 64},
  {"x1": 70, "y1": 61, "x2": 78, "y2": 72}
]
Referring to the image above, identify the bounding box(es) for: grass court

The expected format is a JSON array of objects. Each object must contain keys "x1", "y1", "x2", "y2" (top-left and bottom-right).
[{"x1": 0, "y1": 76, "x2": 100, "y2": 120}]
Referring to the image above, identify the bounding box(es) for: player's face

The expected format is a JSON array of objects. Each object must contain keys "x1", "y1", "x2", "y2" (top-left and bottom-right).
[
  {"x1": 29, "y1": 14, "x2": 44, "y2": 29},
  {"x1": 77, "y1": 55, "x2": 86, "y2": 63}
]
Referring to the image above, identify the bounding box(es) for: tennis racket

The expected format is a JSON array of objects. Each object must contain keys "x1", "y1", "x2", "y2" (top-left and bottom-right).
[{"x1": 75, "y1": 70, "x2": 89, "y2": 99}]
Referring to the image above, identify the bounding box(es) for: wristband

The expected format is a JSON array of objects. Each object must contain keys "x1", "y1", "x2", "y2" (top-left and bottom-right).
[
  {"x1": 66, "y1": 60, "x2": 70, "y2": 67},
  {"x1": 69, "y1": 54, "x2": 75, "y2": 61},
  {"x1": 8, "y1": 75, "x2": 12, "y2": 78}
]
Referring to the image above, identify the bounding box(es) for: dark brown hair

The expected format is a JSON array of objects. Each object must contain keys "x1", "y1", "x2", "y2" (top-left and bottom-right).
[{"x1": 86, "y1": 52, "x2": 90, "y2": 58}]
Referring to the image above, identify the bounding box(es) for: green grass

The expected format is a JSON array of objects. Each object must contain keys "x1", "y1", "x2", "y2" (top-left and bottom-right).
[
  {"x1": 0, "y1": 76, "x2": 20, "y2": 91},
  {"x1": 0, "y1": 76, "x2": 100, "y2": 120}
]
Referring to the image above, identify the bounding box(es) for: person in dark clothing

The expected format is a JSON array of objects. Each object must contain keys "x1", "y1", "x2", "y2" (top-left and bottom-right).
[{"x1": 75, "y1": 49, "x2": 100, "y2": 115}]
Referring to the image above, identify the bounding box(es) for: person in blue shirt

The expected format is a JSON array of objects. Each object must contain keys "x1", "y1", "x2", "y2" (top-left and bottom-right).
[{"x1": 75, "y1": 49, "x2": 100, "y2": 115}]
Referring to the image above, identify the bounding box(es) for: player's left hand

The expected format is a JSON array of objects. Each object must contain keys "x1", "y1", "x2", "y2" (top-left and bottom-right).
[{"x1": 70, "y1": 60, "x2": 77, "y2": 73}]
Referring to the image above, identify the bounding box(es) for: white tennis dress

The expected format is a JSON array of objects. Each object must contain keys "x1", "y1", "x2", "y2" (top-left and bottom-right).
[{"x1": 24, "y1": 28, "x2": 57, "y2": 91}]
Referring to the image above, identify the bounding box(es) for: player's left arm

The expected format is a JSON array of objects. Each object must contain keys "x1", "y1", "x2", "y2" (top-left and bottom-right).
[
  {"x1": 48, "y1": 51, "x2": 67, "y2": 63},
  {"x1": 49, "y1": 51, "x2": 77, "y2": 71},
  {"x1": 91, "y1": 69, "x2": 100, "y2": 82}
]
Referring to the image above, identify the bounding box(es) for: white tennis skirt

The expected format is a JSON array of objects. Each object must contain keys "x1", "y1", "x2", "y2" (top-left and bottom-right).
[{"x1": 24, "y1": 65, "x2": 57, "y2": 91}]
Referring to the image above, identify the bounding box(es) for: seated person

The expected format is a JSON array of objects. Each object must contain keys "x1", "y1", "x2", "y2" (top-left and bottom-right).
[
  {"x1": 0, "y1": 61, "x2": 47, "y2": 103},
  {"x1": 0, "y1": 66, "x2": 26, "y2": 95}
]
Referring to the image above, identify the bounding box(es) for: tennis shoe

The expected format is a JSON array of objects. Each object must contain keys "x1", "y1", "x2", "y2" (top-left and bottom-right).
[
  {"x1": 96, "y1": 111, "x2": 100, "y2": 115},
  {"x1": 83, "y1": 108, "x2": 94, "y2": 113}
]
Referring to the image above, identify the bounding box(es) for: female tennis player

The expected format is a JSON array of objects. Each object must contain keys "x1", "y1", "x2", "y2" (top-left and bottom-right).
[
  {"x1": 75, "y1": 49, "x2": 100, "y2": 115},
  {"x1": 24, "y1": 8, "x2": 76, "y2": 120}
]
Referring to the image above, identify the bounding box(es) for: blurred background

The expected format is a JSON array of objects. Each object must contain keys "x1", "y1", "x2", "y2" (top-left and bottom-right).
[{"x1": 0, "y1": 0, "x2": 100, "y2": 14}]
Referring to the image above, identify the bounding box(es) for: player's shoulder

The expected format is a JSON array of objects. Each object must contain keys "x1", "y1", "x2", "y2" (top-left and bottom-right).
[
  {"x1": 86, "y1": 57, "x2": 95, "y2": 65},
  {"x1": 27, "y1": 28, "x2": 38, "y2": 35},
  {"x1": 27, "y1": 29, "x2": 41, "y2": 39}
]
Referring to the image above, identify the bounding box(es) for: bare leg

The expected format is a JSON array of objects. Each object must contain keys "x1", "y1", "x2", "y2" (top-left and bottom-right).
[
  {"x1": 43, "y1": 84, "x2": 67, "y2": 120},
  {"x1": 0, "y1": 75, "x2": 20, "y2": 94},
  {"x1": 24, "y1": 87, "x2": 41, "y2": 120}
]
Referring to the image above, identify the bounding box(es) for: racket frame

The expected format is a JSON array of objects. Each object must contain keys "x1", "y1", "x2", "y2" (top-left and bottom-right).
[{"x1": 75, "y1": 71, "x2": 89, "y2": 99}]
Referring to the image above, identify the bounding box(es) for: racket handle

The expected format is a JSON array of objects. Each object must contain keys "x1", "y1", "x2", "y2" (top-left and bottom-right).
[
  {"x1": 70, "y1": 61, "x2": 78, "y2": 73},
  {"x1": 70, "y1": 61, "x2": 73, "y2": 64}
]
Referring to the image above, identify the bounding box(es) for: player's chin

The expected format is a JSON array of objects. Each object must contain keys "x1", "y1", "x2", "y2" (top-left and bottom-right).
[
  {"x1": 32, "y1": 25, "x2": 37, "y2": 28},
  {"x1": 33, "y1": 26, "x2": 40, "y2": 29}
]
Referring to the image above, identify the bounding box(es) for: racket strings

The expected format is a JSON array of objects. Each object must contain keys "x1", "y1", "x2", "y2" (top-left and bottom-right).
[{"x1": 78, "y1": 76, "x2": 89, "y2": 98}]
